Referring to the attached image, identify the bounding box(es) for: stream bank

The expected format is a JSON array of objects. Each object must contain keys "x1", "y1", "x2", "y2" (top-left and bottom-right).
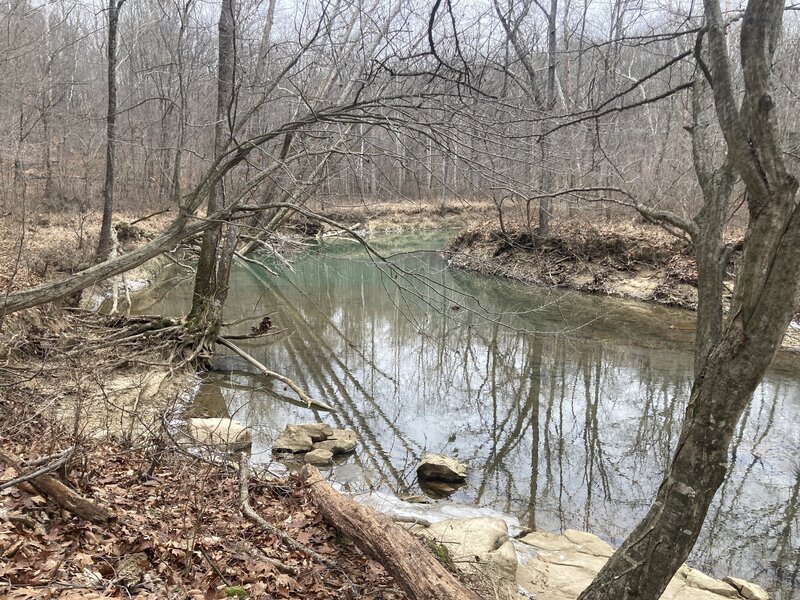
[
  {"x1": 446, "y1": 222, "x2": 800, "y2": 352},
  {"x1": 446, "y1": 222, "x2": 709, "y2": 310}
]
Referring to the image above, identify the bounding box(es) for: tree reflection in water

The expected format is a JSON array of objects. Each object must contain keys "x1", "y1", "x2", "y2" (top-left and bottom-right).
[{"x1": 133, "y1": 235, "x2": 800, "y2": 599}]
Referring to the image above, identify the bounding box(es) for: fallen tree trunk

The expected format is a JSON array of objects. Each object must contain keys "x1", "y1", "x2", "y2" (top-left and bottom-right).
[
  {"x1": 299, "y1": 465, "x2": 482, "y2": 600},
  {"x1": 0, "y1": 448, "x2": 116, "y2": 525}
]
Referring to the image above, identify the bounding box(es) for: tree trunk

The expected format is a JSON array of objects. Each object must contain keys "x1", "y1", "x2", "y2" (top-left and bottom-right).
[
  {"x1": 300, "y1": 465, "x2": 482, "y2": 600},
  {"x1": 538, "y1": 0, "x2": 558, "y2": 237},
  {"x1": 579, "y1": 2, "x2": 800, "y2": 597},
  {"x1": 186, "y1": 0, "x2": 237, "y2": 342},
  {"x1": 96, "y1": 0, "x2": 123, "y2": 262}
]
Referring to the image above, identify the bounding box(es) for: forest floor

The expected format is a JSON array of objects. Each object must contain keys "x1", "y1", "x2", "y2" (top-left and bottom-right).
[{"x1": 0, "y1": 416, "x2": 410, "y2": 600}]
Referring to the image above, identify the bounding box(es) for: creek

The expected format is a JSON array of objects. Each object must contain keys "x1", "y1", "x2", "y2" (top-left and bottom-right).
[{"x1": 133, "y1": 231, "x2": 800, "y2": 599}]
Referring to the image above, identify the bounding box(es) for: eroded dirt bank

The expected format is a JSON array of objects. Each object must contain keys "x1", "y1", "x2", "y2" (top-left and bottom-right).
[{"x1": 446, "y1": 222, "x2": 708, "y2": 309}]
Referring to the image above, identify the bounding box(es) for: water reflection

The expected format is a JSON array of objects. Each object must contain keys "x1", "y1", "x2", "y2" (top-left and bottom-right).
[{"x1": 133, "y1": 234, "x2": 800, "y2": 599}]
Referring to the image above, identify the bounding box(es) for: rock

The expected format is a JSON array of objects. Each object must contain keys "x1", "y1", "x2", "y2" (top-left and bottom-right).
[
  {"x1": 298, "y1": 423, "x2": 335, "y2": 442},
  {"x1": 313, "y1": 429, "x2": 357, "y2": 454},
  {"x1": 304, "y1": 449, "x2": 334, "y2": 466},
  {"x1": 563, "y1": 529, "x2": 614, "y2": 558},
  {"x1": 514, "y1": 529, "x2": 755, "y2": 600},
  {"x1": 274, "y1": 423, "x2": 352, "y2": 454},
  {"x1": 411, "y1": 517, "x2": 517, "y2": 582},
  {"x1": 419, "y1": 478, "x2": 463, "y2": 498},
  {"x1": 684, "y1": 568, "x2": 739, "y2": 597},
  {"x1": 518, "y1": 530, "x2": 577, "y2": 554},
  {"x1": 416, "y1": 454, "x2": 467, "y2": 482},
  {"x1": 187, "y1": 418, "x2": 251, "y2": 451},
  {"x1": 722, "y1": 577, "x2": 770, "y2": 600},
  {"x1": 399, "y1": 494, "x2": 430, "y2": 504},
  {"x1": 272, "y1": 425, "x2": 314, "y2": 453}
]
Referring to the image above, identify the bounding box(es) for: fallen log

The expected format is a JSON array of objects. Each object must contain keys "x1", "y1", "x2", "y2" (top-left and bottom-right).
[
  {"x1": 0, "y1": 448, "x2": 116, "y2": 525},
  {"x1": 299, "y1": 465, "x2": 482, "y2": 600}
]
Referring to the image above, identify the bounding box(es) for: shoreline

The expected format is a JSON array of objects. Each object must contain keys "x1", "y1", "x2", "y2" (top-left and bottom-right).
[{"x1": 445, "y1": 224, "x2": 800, "y2": 354}]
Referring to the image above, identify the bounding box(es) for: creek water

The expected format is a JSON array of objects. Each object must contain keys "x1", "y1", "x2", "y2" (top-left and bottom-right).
[{"x1": 133, "y1": 231, "x2": 800, "y2": 598}]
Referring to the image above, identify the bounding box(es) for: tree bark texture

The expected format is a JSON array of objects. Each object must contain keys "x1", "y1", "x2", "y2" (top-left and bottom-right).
[
  {"x1": 96, "y1": 0, "x2": 123, "y2": 262},
  {"x1": 300, "y1": 465, "x2": 482, "y2": 600},
  {"x1": 579, "y1": 2, "x2": 800, "y2": 598}
]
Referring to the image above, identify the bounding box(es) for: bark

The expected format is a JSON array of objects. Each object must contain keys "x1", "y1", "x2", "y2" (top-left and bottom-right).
[
  {"x1": 96, "y1": 0, "x2": 124, "y2": 262},
  {"x1": 0, "y1": 448, "x2": 115, "y2": 525},
  {"x1": 186, "y1": 0, "x2": 237, "y2": 340},
  {"x1": 579, "y1": 2, "x2": 800, "y2": 598},
  {"x1": 299, "y1": 465, "x2": 482, "y2": 600},
  {"x1": 688, "y1": 79, "x2": 735, "y2": 375}
]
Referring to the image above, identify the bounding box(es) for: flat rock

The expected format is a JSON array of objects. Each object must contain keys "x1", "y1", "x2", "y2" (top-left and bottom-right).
[
  {"x1": 684, "y1": 568, "x2": 739, "y2": 597},
  {"x1": 304, "y1": 449, "x2": 334, "y2": 466},
  {"x1": 411, "y1": 517, "x2": 517, "y2": 581},
  {"x1": 723, "y1": 577, "x2": 770, "y2": 600},
  {"x1": 313, "y1": 429, "x2": 357, "y2": 454},
  {"x1": 272, "y1": 425, "x2": 314, "y2": 453},
  {"x1": 512, "y1": 529, "x2": 768, "y2": 600},
  {"x1": 188, "y1": 418, "x2": 251, "y2": 451},
  {"x1": 563, "y1": 529, "x2": 614, "y2": 558},
  {"x1": 417, "y1": 453, "x2": 467, "y2": 482}
]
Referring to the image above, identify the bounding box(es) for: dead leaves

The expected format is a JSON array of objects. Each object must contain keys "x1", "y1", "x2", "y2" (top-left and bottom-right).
[{"x1": 0, "y1": 440, "x2": 406, "y2": 599}]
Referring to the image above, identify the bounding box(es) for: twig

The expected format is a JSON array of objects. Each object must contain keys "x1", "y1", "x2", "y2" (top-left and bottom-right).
[
  {"x1": 237, "y1": 453, "x2": 339, "y2": 570},
  {"x1": 230, "y1": 541, "x2": 301, "y2": 576},
  {"x1": 234, "y1": 251, "x2": 278, "y2": 276},
  {"x1": 129, "y1": 208, "x2": 171, "y2": 226},
  {"x1": 21, "y1": 447, "x2": 74, "y2": 469},
  {"x1": 216, "y1": 337, "x2": 333, "y2": 411},
  {"x1": 0, "y1": 448, "x2": 74, "y2": 491},
  {"x1": 198, "y1": 546, "x2": 230, "y2": 586}
]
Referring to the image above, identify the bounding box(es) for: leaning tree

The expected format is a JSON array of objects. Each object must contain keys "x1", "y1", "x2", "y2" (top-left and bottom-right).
[{"x1": 578, "y1": 1, "x2": 800, "y2": 597}]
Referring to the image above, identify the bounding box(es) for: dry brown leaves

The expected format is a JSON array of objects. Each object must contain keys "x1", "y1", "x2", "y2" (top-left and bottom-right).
[{"x1": 0, "y1": 440, "x2": 406, "y2": 599}]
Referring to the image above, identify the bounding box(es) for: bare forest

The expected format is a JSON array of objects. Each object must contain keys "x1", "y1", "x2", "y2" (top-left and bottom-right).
[{"x1": 1, "y1": 0, "x2": 800, "y2": 599}]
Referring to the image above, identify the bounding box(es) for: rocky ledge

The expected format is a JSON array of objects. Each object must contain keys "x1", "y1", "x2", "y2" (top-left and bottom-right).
[{"x1": 406, "y1": 516, "x2": 769, "y2": 600}]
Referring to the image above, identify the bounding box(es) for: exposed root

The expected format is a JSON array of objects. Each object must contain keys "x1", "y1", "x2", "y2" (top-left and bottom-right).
[{"x1": 217, "y1": 336, "x2": 334, "y2": 411}]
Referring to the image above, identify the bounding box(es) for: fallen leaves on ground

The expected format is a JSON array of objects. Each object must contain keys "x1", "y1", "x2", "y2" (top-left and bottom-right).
[{"x1": 0, "y1": 439, "x2": 407, "y2": 599}]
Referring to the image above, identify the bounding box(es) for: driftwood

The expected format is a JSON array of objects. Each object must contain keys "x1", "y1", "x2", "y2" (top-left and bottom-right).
[
  {"x1": 216, "y1": 336, "x2": 334, "y2": 411},
  {"x1": 300, "y1": 465, "x2": 482, "y2": 600},
  {"x1": 0, "y1": 448, "x2": 116, "y2": 525}
]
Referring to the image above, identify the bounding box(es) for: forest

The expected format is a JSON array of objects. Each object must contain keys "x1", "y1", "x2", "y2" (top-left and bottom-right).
[{"x1": 0, "y1": 0, "x2": 799, "y2": 599}]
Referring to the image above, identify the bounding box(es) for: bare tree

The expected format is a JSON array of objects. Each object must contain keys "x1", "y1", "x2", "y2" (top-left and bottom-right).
[
  {"x1": 579, "y1": 1, "x2": 800, "y2": 597},
  {"x1": 96, "y1": 0, "x2": 125, "y2": 262}
]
